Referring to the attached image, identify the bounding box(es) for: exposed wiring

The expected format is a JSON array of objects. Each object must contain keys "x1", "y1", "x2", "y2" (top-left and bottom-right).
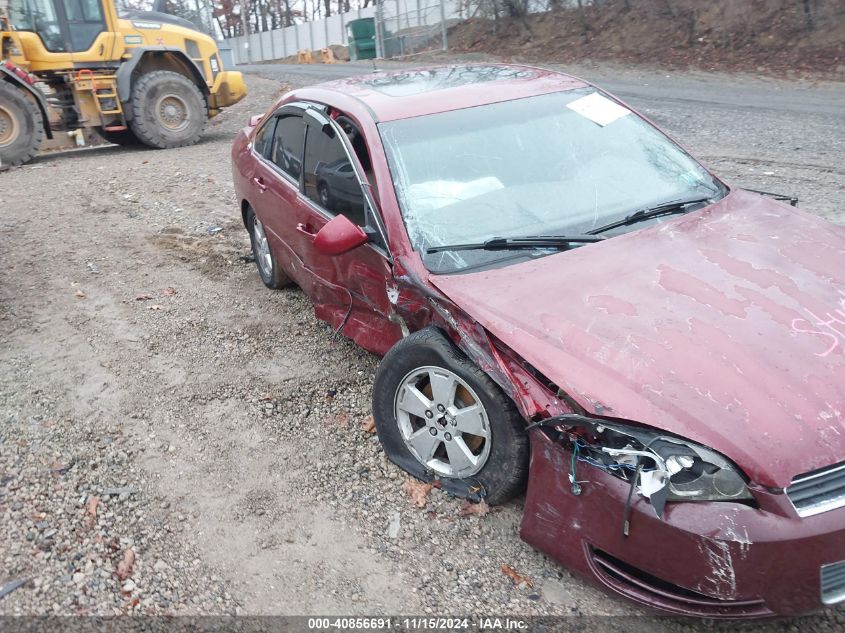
[
  {"x1": 573, "y1": 439, "x2": 657, "y2": 478},
  {"x1": 622, "y1": 461, "x2": 643, "y2": 537}
]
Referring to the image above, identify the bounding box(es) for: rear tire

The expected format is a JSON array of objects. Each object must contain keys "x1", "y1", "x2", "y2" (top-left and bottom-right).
[
  {"x1": 246, "y1": 206, "x2": 293, "y2": 289},
  {"x1": 95, "y1": 126, "x2": 140, "y2": 146},
  {"x1": 0, "y1": 81, "x2": 44, "y2": 167},
  {"x1": 128, "y1": 71, "x2": 207, "y2": 149}
]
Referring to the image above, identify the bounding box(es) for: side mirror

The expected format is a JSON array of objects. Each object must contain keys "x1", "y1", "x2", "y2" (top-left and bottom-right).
[
  {"x1": 313, "y1": 214, "x2": 368, "y2": 256},
  {"x1": 249, "y1": 114, "x2": 264, "y2": 127}
]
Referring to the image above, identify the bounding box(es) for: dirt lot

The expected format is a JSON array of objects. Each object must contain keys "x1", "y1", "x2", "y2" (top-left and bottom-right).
[{"x1": 1, "y1": 64, "x2": 844, "y2": 630}]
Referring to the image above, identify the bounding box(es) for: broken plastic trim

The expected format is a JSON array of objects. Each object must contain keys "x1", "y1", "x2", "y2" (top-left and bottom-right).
[{"x1": 530, "y1": 415, "x2": 754, "y2": 529}]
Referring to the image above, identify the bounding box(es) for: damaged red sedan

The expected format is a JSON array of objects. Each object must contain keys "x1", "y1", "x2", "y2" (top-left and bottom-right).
[{"x1": 231, "y1": 65, "x2": 845, "y2": 618}]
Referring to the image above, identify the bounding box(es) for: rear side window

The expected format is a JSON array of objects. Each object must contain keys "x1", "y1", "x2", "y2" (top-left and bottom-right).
[
  {"x1": 253, "y1": 118, "x2": 276, "y2": 159},
  {"x1": 271, "y1": 115, "x2": 305, "y2": 181},
  {"x1": 303, "y1": 124, "x2": 365, "y2": 226},
  {"x1": 61, "y1": 0, "x2": 106, "y2": 52}
]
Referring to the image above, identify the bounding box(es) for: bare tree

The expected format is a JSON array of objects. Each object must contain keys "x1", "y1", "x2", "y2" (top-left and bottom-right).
[{"x1": 802, "y1": 0, "x2": 816, "y2": 31}]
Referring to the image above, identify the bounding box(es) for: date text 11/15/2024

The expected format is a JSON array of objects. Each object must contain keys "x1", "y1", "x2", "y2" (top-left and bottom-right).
[{"x1": 306, "y1": 617, "x2": 529, "y2": 631}]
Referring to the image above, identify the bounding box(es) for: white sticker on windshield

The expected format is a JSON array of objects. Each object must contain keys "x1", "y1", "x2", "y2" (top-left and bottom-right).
[{"x1": 566, "y1": 92, "x2": 631, "y2": 127}]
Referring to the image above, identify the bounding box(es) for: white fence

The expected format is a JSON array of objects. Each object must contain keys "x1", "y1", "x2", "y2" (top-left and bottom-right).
[{"x1": 226, "y1": 0, "x2": 464, "y2": 65}]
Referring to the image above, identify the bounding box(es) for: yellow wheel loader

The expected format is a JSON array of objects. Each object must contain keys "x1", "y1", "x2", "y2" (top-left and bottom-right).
[{"x1": 0, "y1": 0, "x2": 246, "y2": 166}]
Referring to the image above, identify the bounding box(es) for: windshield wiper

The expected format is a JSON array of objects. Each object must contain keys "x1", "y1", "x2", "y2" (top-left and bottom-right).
[
  {"x1": 588, "y1": 196, "x2": 712, "y2": 235},
  {"x1": 426, "y1": 235, "x2": 606, "y2": 254}
]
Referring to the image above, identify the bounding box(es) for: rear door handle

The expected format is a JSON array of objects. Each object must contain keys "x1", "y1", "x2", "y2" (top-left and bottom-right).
[
  {"x1": 252, "y1": 176, "x2": 267, "y2": 192},
  {"x1": 296, "y1": 223, "x2": 317, "y2": 241}
]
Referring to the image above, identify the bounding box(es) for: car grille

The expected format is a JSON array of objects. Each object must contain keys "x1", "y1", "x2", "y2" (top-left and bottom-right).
[
  {"x1": 785, "y1": 461, "x2": 845, "y2": 518},
  {"x1": 822, "y1": 560, "x2": 845, "y2": 605}
]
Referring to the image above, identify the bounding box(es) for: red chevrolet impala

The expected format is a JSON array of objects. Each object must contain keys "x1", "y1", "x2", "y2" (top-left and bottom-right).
[{"x1": 231, "y1": 64, "x2": 845, "y2": 618}]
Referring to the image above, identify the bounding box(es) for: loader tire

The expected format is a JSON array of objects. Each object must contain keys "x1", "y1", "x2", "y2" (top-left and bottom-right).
[
  {"x1": 0, "y1": 81, "x2": 44, "y2": 167},
  {"x1": 128, "y1": 71, "x2": 206, "y2": 149},
  {"x1": 95, "y1": 126, "x2": 140, "y2": 146}
]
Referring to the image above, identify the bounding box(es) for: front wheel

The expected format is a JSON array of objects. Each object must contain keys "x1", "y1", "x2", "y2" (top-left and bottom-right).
[
  {"x1": 373, "y1": 328, "x2": 528, "y2": 504},
  {"x1": 128, "y1": 71, "x2": 207, "y2": 149}
]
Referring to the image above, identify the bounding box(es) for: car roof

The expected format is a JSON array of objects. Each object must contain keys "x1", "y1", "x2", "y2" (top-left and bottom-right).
[{"x1": 297, "y1": 64, "x2": 588, "y2": 122}]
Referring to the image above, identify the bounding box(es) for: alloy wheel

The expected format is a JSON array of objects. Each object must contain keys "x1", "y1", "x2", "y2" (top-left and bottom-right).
[
  {"x1": 252, "y1": 216, "x2": 273, "y2": 279},
  {"x1": 394, "y1": 365, "x2": 491, "y2": 478}
]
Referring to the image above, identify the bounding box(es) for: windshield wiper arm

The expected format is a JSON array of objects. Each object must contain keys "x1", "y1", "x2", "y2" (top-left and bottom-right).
[
  {"x1": 588, "y1": 197, "x2": 712, "y2": 235},
  {"x1": 426, "y1": 235, "x2": 606, "y2": 255}
]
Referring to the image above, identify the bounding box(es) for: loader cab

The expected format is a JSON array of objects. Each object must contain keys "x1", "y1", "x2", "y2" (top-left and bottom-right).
[{"x1": 7, "y1": 0, "x2": 115, "y2": 54}]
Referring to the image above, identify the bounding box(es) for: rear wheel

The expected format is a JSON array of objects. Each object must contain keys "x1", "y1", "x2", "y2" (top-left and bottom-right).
[
  {"x1": 246, "y1": 206, "x2": 292, "y2": 289},
  {"x1": 128, "y1": 71, "x2": 207, "y2": 149},
  {"x1": 95, "y1": 126, "x2": 140, "y2": 146},
  {"x1": 0, "y1": 81, "x2": 44, "y2": 167}
]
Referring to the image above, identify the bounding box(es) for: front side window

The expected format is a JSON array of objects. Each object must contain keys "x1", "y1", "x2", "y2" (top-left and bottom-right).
[
  {"x1": 8, "y1": 0, "x2": 64, "y2": 52},
  {"x1": 380, "y1": 88, "x2": 725, "y2": 273},
  {"x1": 303, "y1": 123, "x2": 366, "y2": 227},
  {"x1": 270, "y1": 115, "x2": 305, "y2": 181}
]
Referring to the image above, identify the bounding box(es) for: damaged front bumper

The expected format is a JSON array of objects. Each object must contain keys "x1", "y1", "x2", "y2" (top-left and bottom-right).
[{"x1": 521, "y1": 429, "x2": 845, "y2": 618}]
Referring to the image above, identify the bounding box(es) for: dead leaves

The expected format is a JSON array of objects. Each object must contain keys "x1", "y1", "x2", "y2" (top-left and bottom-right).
[
  {"x1": 501, "y1": 564, "x2": 533, "y2": 587},
  {"x1": 361, "y1": 415, "x2": 376, "y2": 434},
  {"x1": 458, "y1": 499, "x2": 491, "y2": 517},
  {"x1": 75, "y1": 290, "x2": 86, "y2": 299},
  {"x1": 326, "y1": 411, "x2": 349, "y2": 427},
  {"x1": 115, "y1": 548, "x2": 135, "y2": 581},
  {"x1": 135, "y1": 288, "x2": 176, "y2": 307},
  {"x1": 85, "y1": 495, "x2": 100, "y2": 529},
  {"x1": 402, "y1": 479, "x2": 433, "y2": 508}
]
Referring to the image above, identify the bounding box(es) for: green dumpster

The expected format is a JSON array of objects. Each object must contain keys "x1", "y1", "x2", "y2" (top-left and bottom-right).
[{"x1": 347, "y1": 18, "x2": 377, "y2": 61}]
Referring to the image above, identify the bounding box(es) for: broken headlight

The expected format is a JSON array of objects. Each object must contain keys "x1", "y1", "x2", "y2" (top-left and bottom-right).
[
  {"x1": 540, "y1": 415, "x2": 753, "y2": 520},
  {"x1": 658, "y1": 438, "x2": 752, "y2": 502}
]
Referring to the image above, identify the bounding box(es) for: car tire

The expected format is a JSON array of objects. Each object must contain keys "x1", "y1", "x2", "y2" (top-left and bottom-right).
[
  {"x1": 95, "y1": 126, "x2": 141, "y2": 146},
  {"x1": 317, "y1": 182, "x2": 332, "y2": 209},
  {"x1": 373, "y1": 327, "x2": 528, "y2": 505},
  {"x1": 0, "y1": 81, "x2": 44, "y2": 166},
  {"x1": 128, "y1": 71, "x2": 207, "y2": 149},
  {"x1": 246, "y1": 206, "x2": 292, "y2": 289}
]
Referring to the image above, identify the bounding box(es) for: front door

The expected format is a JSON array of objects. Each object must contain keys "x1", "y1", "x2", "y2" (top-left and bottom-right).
[
  {"x1": 58, "y1": 0, "x2": 107, "y2": 52},
  {"x1": 295, "y1": 108, "x2": 402, "y2": 355}
]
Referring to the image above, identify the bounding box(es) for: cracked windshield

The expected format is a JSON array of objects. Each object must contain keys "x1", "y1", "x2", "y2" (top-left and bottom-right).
[{"x1": 380, "y1": 88, "x2": 724, "y2": 273}]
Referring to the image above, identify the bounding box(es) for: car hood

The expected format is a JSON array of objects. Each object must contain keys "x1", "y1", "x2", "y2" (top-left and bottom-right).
[{"x1": 429, "y1": 190, "x2": 845, "y2": 487}]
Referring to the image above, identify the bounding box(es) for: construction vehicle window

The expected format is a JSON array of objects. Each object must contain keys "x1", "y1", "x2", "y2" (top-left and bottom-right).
[
  {"x1": 303, "y1": 124, "x2": 366, "y2": 227},
  {"x1": 60, "y1": 0, "x2": 106, "y2": 52},
  {"x1": 8, "y1": 0, "x2": 65, "y2": 52},
  {"x1": 271, "y1": 115, "x2": 305, "y2": 182}
]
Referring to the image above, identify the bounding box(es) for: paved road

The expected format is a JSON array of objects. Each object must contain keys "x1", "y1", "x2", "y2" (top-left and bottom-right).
[
  {"x1": 239, "y1": 60, "x2": 845, "y2": 224},
  {"x1": 238, "y1": 60, "x2": 845, "y2": 116}
]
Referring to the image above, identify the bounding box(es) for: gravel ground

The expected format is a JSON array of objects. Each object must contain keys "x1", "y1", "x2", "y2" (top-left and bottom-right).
[{"x1": 1, "y1": 63, "x2": 844, "y2": 631}]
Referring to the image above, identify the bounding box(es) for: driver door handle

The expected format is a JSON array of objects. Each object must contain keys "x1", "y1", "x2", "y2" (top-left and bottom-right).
[
  {"x1": 252, "y1": 176, "x2": 267, "y2": 192},
  {"x1": 296, "y1": 223, "x2": 317, "y2": 241}
]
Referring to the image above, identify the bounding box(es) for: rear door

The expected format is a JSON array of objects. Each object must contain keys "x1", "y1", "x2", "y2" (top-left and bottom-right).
[{"x1": 249, "y1": 107, "x2": 311, "y2": 289}]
